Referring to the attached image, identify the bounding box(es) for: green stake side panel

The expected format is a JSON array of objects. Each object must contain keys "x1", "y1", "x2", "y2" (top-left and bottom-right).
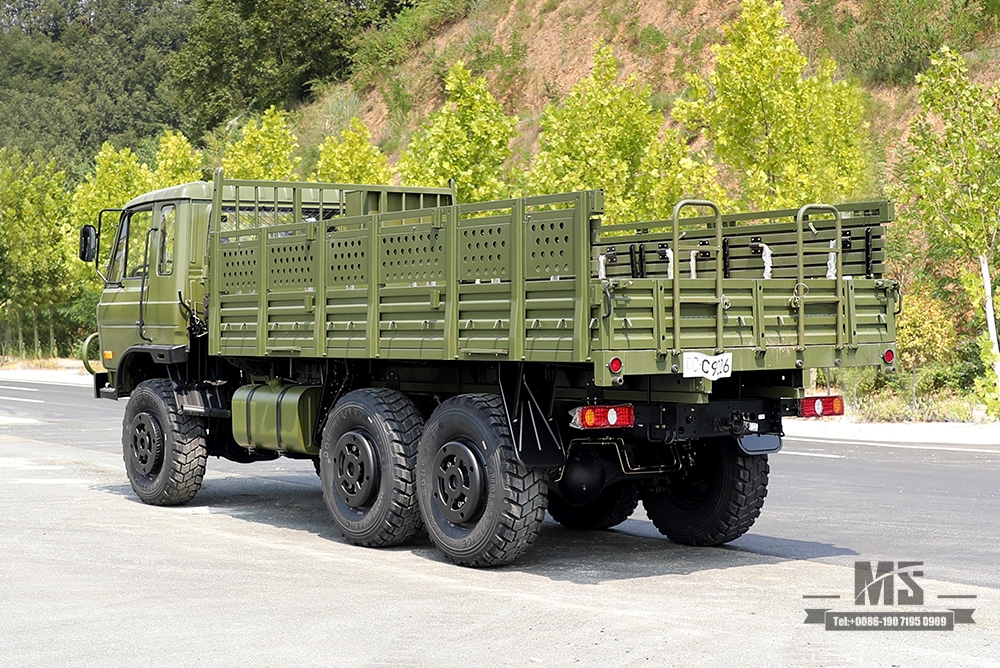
[{"x1": 207, "y1": 176, "x2": 897, "y2": 385}]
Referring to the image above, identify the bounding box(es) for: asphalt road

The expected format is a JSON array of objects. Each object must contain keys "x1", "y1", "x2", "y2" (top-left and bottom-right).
[{"x1": 1, "y1": 378, "x2": 998, "y2": 667}]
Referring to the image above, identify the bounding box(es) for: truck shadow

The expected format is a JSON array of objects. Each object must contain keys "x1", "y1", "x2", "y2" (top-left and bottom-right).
[{"x1": 99, "y1": 470, "x2": 857, "y2": 585}]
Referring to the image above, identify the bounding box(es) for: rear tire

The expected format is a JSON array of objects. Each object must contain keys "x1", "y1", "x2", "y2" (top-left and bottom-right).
[
  {"x1": 547, "y1": 482, "x2": 640, "y2": 530},
  {"x1": 417, "y1": 394, "x2": 547, "y2": 567},
  {"x1": 122, "y1": 378, "x2": 207, "y2": 506},
  {"x1": 320, "y1": 388, "x2": 424, "y2": 547},
  {"x1": 642, "y1": 438, "x2": 768, "y2": 546}
]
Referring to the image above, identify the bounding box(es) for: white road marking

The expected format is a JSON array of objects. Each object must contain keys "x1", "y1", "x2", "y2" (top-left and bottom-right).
[
  {"x1": 0, "y1": 385, "x2": 39, "y2": 392},
  {"x1": 787, "y1": 436, "x2": 1000, "y2": 455},
  {"x1": 9, "y1": 478, "x2": 92, "y2": 485},
  {"x1": 0, "y1": 417, "x2": 39, "y2": 425},
  {"x1": 0, "y1": 395, "x2": 44, "y2": 404},
  {"x1": 779, "y1": 450, "x2": 845, "y2": 459}
]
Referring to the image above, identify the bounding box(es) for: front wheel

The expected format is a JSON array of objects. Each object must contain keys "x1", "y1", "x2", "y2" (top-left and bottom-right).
[
  {"x1": 417, "y1": 394, "x2": 547, "y2": 567},
  {"x1": 642, "y1": 438, "x2": 768, "y2": 546},
  {"x1": 122, "y1": 378, "x2": 207, "y2": 506}
]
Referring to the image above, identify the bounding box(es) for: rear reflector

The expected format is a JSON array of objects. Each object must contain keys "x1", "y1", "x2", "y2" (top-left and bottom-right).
[
  {"x1": 570, "y1": 404, "x2": 635, "y2": 430},
  {"x1": 798, "y1": 396, "x2": 844, "y2": 418},
  {"x1": 883, "y1": 349, "x2": 895, "y2": 364}
]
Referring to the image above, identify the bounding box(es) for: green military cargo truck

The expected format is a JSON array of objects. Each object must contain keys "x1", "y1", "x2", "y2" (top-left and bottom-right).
[{"x1": 79, "y1": 170, "x2": 899, "y2": 566}]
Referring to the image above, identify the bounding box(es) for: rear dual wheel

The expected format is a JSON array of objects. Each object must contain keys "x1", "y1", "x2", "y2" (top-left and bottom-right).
[
  {"x1": 416, "y1": 394, "x2": 547, "y2": 567},
  {"x1": 320, "y1": 388, "x2": 424, "y2": 547},
  {"x1": 642, "y1": 438, "x2": 768, "y2": 546}
]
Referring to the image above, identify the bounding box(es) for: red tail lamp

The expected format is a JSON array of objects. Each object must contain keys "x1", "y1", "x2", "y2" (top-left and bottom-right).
[
  {"x1": 798, "y1": 396, "x2": 844, "y2": 418},
  {"x1": 570, "y1": 404, "x2": 635, "y2": 430}
]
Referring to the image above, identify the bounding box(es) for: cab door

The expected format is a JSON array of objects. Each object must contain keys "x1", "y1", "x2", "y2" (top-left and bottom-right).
[{"x1": 97, "y1": 202, "x2": 185, "y2": 372}]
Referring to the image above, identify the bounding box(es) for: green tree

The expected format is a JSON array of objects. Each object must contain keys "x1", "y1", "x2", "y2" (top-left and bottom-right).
[
  {"x1": 631, "y1": 134, "x2": 728, "y2": 222},
  {"x1": 172, "y1": 0, "x2": 399, "y2": 137},
  {"x1": 311, "y1": 118, "x2": 391, "y2": 184},
  {"x1": 222, "y1": 107, "x2": 300, "y2": 180},
  {"x1": 0, "y1": 0, "x2": 193, "y2": 168},
  {"x1": 153, "y1": 130, "x2": 203, "y2": 188},
  {"x1": 527, "y1": 45, "x2": 721, "y2": 224},
  {"x1": 673, "y1": 0, "x2": 871, "y2": 209},
  {"x1": 72, "y1": 142, "x2": 155, "y2": 288},
  {"x1": 398, "y1": 61, "x2": 516, "y2": 203},
  {"x1": 898, "y1": 47, "x2": 1000, "y2": 402},
  {"x1": 0, "y1": 148, "x2": 72, "y2": 356}
]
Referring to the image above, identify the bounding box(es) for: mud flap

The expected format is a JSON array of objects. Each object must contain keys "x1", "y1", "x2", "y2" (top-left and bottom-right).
[
  {"x1": 738, "y1": 433, "x2": 782, "y2": 454},
  {"x1": 498, "y1": 363, "x2": 566, "y2": 469}
]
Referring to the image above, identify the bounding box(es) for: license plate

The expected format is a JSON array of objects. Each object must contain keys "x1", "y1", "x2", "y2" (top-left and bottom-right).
[{"x1": 682, "y1": 352, "x2": 733, "y2": 380}]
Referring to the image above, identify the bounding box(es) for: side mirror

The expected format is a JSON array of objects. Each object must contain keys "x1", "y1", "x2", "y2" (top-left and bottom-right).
[{"x1": 79, "y1": 225, "x2": 97, "y2": 262}]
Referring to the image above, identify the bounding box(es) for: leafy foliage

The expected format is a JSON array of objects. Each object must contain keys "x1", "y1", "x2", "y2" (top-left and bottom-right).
[
  {"x1": 352, "y1": 0, "x2": 473, "y2": 88},
  {"x1": 398, "y1": 62, "x2": 516, "y2": 203},
  {"x1": 312, "y1": 119, "x2": 391, "y2": 184},
  {"x1": 673, "y1": 0, "x2": 871, "y2": 210},
  {"x1": 0, "y1": 149, "x2": 71, "y2": 311},
  {"x1": 173, "y1": 0, "x2": 401, "y2": 137},
  {"x1": 896, "y1": 292, "x2": 959, "y2": 371},
  {"x1": 900, "y1": 48, "x2": 1000, "y2": 264},
  {"x1": 798, "y1": 0, "x2": 983, "y2": 84},
  {"x1": 153, "y1": 131, "x2": 203, "y2": 188},
  {"x1": 631, "y1": 134, "x2": 728, "y2": 223},
  {"x1": 221, "y1": 107, "x2": 300, "y2": 181},
  {"x1": 0, "y1": 0, "x2": 193, "y2": 170},
  {"x1": 847, "y1": 0, "x2": 982, "y2": 84},
  {"x1": 897, "y1": 47, "x2": 1000, "y2": 408},
  {"x1": 527, "y1": 45, "x2": 721, "y2": 224}
]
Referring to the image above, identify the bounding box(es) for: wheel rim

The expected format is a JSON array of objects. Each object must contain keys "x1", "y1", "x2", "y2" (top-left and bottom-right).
[
  {"x1": 331, "y1": 430, "x2": 379, "y2": 508},
  {"x1": 129, "y1": 412, "x2": 164, "y2": 477},
  {"x1": 431, "y1": 440, "x2": 485, "y2": 525}
]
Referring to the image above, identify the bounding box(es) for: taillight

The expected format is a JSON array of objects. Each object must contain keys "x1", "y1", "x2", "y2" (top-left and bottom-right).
[
  {"x1": 798, "y1": 396, "x2": 844, "y2": 418},
  {"x1": 608, "y1": 357, "x2": 623, "y2": 374},
  {"x1": 883, "y1": 349, "x2": 895, "y2": 365},
  {"x1": 569, "y1": 404, "x2": 635, "y2": 430}
]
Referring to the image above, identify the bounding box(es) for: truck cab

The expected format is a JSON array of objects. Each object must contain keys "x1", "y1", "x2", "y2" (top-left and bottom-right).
[{"x1": 81, "y1": 183, "x2": 213, "y2": 396}]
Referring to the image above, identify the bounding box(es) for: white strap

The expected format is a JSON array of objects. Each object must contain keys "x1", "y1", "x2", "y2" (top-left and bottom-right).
[
  {"x1": 689, "y1": 250, "x2": 698, "y2": 279},
  {"x1": 762, "y1": 244, "x2": 773, "y2": 280},
  {"x1": 826, "y1": 239, "x2": 837, "y2": 280}
]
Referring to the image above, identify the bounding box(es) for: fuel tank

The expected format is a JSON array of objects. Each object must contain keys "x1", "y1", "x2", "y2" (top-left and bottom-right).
[{"x1": 231, "y1": 382, "x2": 322, "y2": 455}]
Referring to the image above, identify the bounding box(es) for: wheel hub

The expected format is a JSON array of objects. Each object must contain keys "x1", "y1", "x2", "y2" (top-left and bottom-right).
[
  {"x1": 129, "y1": 412, "x2": 164, "y2": 477},
  {"x1": 431, "y1": 441, "x2": 485, "y2": 524},
  {"x1": 332, "y1": 431, "x2": 379, "y2": 508}
]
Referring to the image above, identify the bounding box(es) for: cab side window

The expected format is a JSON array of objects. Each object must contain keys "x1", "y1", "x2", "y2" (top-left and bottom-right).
[
  {"x1": 158, "y1": 205, "x2": 176, "y2": 275},
  {"x1": 108, "y1": 208, "x2": 154, "y2": 282}
]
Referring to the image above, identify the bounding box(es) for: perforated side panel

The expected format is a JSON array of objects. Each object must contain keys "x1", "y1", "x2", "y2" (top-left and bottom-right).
[
  {"x1": 378, "y1": 229, "x2": 445, "y2": 284},
  {"x1": 327, "y1": 234, "x2": 369, "y2": 285},
  {"x1": 268, "y1": 241, "x2": 316, "y2": 288},
  {"x1": 525, "y1": 211, "x2": 576, "y2": 279},
  {"x1": 459, "y1": 219, "x2": 510, "y2": 280},
  {"x1": 219, "y1": 243, "x2": 259, "y2": 293}
]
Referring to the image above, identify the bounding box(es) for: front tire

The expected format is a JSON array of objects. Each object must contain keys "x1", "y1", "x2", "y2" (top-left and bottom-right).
[
  {"x1": 320, "y1": 388, "x2": 424, "y2": 547},
  {"x1": 642, "y1": 438, "x2": 768, "y2": 546},
  {"x1": 548, "y1": 482, "x2": 640, "y2": 530},
  {"x1": 417, "y1": 394, "x2": 547, "y2": 567},
  {"x1": 122, "y1": 378, "x2": 207, "y2": 506}
]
